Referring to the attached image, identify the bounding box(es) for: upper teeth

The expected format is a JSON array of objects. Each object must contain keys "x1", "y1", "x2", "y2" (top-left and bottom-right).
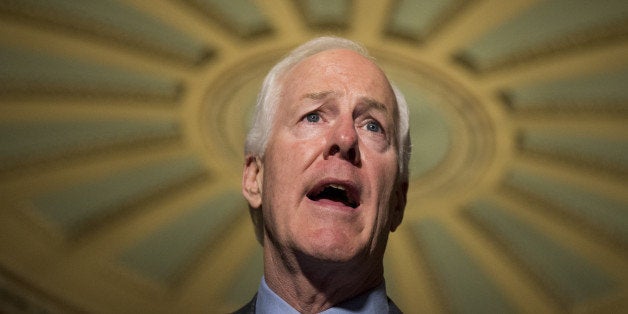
[{"x1": 328, "y1": 184, "x2": 346, "y2": 191}]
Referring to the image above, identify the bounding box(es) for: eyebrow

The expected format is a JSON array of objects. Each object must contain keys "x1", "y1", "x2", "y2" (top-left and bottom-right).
[
  {"x1": 301, "y1": 92, "x2": 389, "y2": 111},
  {"x1": 360, "y1": 97, "x2": 389, "y2": 114},
  {"x1": 301, "y1": 90, "x2": 337, "y2": 100}
]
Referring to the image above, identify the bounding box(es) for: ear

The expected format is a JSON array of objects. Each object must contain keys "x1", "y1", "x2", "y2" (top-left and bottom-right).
[
  {"x1": 242, "y1": 155, "x2": 263, "y2": 209},
  {"x1": 390, "y1": 181, "x2": 408, "y2": 232}
]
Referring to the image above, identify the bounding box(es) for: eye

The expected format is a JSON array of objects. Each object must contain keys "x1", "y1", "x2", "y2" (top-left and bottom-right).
[
  {"x1": 305, "y1": 112, "x2": 321, "y2": 123},
  {"x1": 365, "y1": 120, "x2": 382, "y2": 133}
]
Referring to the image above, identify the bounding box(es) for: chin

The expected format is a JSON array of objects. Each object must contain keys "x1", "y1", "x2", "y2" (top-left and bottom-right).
[
  {"x1": 303, "y1": 235, "x2": 363, "y2": 263},
  {"x1": 304, "y1": 250, "x2": 357, "y2": 265}
]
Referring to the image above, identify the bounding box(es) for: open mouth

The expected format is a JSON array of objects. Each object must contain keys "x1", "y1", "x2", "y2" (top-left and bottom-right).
[{"x1": 307, "y1": 182, "x2": 360, "y2": 208}]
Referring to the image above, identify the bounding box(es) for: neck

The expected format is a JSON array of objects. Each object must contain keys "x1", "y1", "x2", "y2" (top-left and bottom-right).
[{"x1": 263, "y1": 240, "x2": 384, "y2": 313}]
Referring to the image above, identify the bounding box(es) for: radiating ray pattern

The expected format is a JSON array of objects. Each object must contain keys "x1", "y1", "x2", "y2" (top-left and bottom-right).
[{"x1": 0, "y1": 0, "x2": 626, "y2": 312}]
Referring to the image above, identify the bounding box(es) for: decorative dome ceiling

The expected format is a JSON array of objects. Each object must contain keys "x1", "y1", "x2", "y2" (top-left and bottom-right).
[{"x1": 0, "y1": 0, "x2": 627, "y2": 313}]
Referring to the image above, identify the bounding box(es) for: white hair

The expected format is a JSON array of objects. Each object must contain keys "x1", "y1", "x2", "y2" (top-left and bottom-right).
[{"x1": 245, "y1": 36, "x2": 411, "y2": 181}]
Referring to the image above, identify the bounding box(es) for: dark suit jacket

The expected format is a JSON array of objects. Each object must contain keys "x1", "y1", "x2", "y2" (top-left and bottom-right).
[{"x1": 232, "y1": 294, "x2": 403, "y2": 313}]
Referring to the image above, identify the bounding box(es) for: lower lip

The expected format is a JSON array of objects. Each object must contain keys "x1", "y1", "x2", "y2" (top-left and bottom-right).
[{"x1": 307, "y1": 198, "x2": 359, "y2": 212}]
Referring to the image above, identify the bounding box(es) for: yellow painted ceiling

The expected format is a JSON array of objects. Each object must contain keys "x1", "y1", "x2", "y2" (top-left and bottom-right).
[{"x1": 0, "y1": 0, "x2": 627, "y2": 313}]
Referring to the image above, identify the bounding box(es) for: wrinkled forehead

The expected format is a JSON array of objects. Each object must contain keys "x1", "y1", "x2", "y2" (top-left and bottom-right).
[{"x1": 280, "y1": 49, "x2": 397, "y2": 109}]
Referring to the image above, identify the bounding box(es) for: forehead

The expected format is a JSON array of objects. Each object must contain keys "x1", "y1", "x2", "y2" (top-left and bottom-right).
[{"x1": 281, "y1": 49, "x2": 395, "y2": 105}]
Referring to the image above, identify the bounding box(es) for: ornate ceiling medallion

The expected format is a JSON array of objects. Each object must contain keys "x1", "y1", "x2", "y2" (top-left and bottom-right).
[{"x1": 376, "y1": 51, "x2": 496, "y2": 198}]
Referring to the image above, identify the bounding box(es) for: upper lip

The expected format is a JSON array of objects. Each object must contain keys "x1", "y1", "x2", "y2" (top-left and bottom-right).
[{"x1": 306, "y1": 178, "x2": 361, "y2": 208}]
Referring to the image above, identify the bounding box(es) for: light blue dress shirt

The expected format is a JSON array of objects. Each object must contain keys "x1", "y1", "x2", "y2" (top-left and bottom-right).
[{"x1": 255, "y1": 276, "x2": 389, "y2": 313}]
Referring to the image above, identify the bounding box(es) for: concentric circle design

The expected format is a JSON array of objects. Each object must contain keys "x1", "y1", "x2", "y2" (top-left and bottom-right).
[
  {"x1": 200, "y1": 49, "x2": 285, "y2": 171},
  {"x1": 378, "y1": 52, "x2": 496, "y2": 197},
  {"x1": 0, "y1": 1, "x2": 627, "y2": 313}
]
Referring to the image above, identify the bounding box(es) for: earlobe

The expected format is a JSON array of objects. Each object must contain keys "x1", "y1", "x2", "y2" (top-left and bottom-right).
[
  {"x1": 390, "y1": 181, "x2": 408, "y2": 232},
  {"x1": 242, "y1": 155, "x2": 263, "y2": 209}
]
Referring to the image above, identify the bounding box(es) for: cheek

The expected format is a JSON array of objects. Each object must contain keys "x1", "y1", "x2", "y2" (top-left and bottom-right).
[
  {"x1": 290, "y1": 123, "x2": 327, "y2": 140},
  {"x1": 272, "y1": 133, "x2": 326, "y2": 168},
  {"x1": 368, "y1": 154, "x2": 399, "y2": 212},
  {"x1": 364, "y1": 147, "x2": 398, "y2": 179},
  {"x1": 265, "y1": 135, "x2": 298, "y2": 172},
  {"x1": 262, "y1": 139, "x2": 310, "y2": 204}
]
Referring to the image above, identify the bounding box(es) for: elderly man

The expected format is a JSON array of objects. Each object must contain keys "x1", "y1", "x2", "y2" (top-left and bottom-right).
[{"x1": 238, "y1": 36, "x2": 411, "y2": 313}]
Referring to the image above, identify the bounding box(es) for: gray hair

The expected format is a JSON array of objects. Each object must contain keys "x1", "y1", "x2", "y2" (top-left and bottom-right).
[
  {"x1": 245, "y1": 37, "x2": 411, "y2": 244},
  {"x1": 245, "y1": 36, "x2": 411, "y2": 179}
]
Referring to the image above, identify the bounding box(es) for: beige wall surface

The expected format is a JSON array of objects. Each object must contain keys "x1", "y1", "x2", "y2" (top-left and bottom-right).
[{"x1": 0, "y1": 0, "x2": 626, "y2": 313}]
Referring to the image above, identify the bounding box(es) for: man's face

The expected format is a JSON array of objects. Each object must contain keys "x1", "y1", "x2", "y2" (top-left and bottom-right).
[{"x1": 248, "y1": 49, "x2": 404, "y2": 263}]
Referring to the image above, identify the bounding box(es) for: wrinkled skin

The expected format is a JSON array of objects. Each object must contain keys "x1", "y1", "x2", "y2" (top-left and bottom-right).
[{"x1": 242, "y1": 49, "x2": 406, "y2": 312}]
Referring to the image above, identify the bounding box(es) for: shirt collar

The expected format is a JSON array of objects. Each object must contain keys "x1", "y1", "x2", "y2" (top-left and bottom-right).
[{"x1": 255, "y1": 276, "x2": 389, "y2": 314}]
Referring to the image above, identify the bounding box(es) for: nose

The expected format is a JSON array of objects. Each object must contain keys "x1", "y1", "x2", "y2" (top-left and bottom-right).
[{"x1": 325, "y1": 117, "x2": 361, "y2": 165}]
